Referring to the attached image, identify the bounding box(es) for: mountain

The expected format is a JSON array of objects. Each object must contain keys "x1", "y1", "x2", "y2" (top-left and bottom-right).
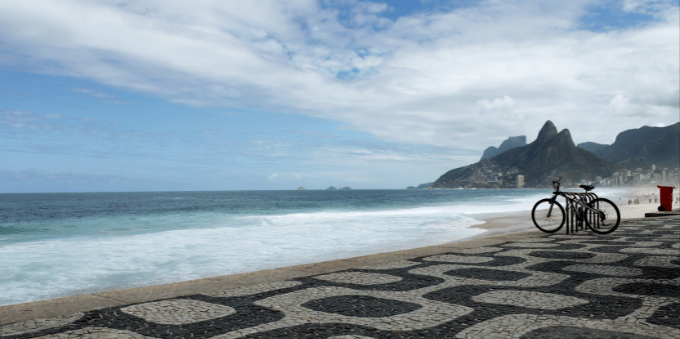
[
  {"x1": 417, "y1": 182, "x2": 433, "y2": 189},
  {"x1": 431, "y1": 121, "x2": 619, "y2": 188},
  {"x1": 586, "y1": 123, "x2": 680, "y2": 169},
  {"x1": 480, "y1": 136, "x2": 527, "y2": 161},
  {"x1": 577, "y1": 142, "x2": 609, "y2": 154}
]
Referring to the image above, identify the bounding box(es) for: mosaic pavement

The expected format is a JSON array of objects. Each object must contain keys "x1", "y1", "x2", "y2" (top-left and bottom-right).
[{"x1": 1, "y1": 216, "x2": 679, "y2": 339}]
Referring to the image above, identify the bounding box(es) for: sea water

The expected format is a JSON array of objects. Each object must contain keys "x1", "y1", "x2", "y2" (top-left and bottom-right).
[{"x1": 0, "y1": 188, "x2": 627, "y2": 306}]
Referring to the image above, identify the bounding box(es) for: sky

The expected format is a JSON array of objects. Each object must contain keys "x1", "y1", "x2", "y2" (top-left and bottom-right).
[{"x1": 0, "y1": 0, "x2": 678, "y2": 192}]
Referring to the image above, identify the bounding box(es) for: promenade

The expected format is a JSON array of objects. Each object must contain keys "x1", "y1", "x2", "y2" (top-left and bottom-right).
[{"x1": 1, "y1": 215, "x2": 679, "y2": 339}]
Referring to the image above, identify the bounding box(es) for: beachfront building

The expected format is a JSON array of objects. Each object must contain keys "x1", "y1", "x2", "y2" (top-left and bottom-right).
[
  {"x1": 517, "y1": 175, "x2": 524, "y2": 188},
  {"x1": 599, "y1": 166, "x2": 680, "y2": 188}
]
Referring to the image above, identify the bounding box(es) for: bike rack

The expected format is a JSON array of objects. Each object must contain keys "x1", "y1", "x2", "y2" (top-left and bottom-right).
[{"x1": 561, "y1": 192, "x2": 599, "y2": 234}]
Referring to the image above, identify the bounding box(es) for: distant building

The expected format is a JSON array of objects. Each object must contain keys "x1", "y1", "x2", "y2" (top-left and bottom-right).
[
  {"x1": 652, "y1": 164, "x2": 656, "y2": 172},
  {"x1": 662, "y1": 168, "x2": 667, "y2": 182},
  {"x1": 517, "y1": 175, "x2": 524, "y2": 188}
]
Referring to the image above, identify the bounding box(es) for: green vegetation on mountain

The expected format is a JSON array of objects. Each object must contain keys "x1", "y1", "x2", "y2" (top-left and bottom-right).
[
  {"x1": 431, "y1": 121, "x2": 619, "y2": 188},
  {"x1": 576, "y1": 141, "x2": 609, "y2": 154},
  {"x1": 586, "y1": 122, "x2": 680, "y2": 169}
]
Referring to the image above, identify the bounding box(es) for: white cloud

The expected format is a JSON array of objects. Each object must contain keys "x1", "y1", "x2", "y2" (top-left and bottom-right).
[
  {"x1": 477, "y1": 95, "x2": 516, "y2": 112},
  {"x1": 622, "y1": 0, "x2": 672, "y2": 14},
  {"x1": 0, "y1": 0, "x2": 677, "y2": 154}
]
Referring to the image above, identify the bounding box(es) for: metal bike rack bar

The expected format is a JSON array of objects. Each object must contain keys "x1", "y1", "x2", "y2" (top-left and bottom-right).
[{"x1": 563, "y1": 192, "x2": 598, "y2": 234}]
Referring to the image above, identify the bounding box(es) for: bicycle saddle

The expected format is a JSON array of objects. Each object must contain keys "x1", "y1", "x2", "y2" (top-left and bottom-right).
[{"x1": 579, "y1": 184, "x2": 594, "y2": 192}]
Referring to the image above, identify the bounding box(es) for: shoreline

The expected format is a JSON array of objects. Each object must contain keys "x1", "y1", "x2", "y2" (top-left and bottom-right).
[
  {"x1": 0, "y1": 200, "x2": 673, "y2": 325},
  {"x1": 0, "y1": 220, "x2": 555, "y2": 326},
  {"x1": 0, "y1": 188, "x2": 675, "y2": 318}
]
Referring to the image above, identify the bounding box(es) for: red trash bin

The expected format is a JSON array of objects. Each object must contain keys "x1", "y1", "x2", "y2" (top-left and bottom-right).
[{"x1": 657, "y1": 186, "x2": 675, "y2": 211}]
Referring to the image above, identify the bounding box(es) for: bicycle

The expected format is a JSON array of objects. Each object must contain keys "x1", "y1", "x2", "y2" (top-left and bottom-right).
[{"x1": 531, "y1": 177, "x2": 621, "y2": 234}]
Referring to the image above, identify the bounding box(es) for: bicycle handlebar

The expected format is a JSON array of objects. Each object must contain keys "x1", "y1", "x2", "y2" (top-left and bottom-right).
[{"x1": 552, "y1": 177, "x2": 561, "y2": 192}]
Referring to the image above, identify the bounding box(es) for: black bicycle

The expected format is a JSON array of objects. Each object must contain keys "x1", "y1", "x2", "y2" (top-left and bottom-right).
[{"x1": 531, "y1": 177, "x2": 621, "y2": 234}]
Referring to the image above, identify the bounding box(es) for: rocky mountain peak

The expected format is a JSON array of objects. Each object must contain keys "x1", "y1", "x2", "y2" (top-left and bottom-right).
[
  {"x1": 480, "y1": 135, "x2": 527, "y2": 161},
  {"x1": 553, "y1": 128, "x2": 576, "y2": 149},
  {"x1": 432, "y1": 120, "x2": 619, "y2": 188},
  {"x1": 534, "y1": 120, "x2": 558, "y2": 146}
]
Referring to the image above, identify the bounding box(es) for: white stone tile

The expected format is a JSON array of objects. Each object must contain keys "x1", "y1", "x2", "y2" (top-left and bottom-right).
[
  {"x1": 634, "y1": 256, "x2": 680, "y2": 268},
  {"x1": 0, "y1": 313, "x2": 84, "y2": 336},
  {"x1": 30, "y1": 326, "x2": 156, "y2": 339},
  {"x1": 121, "y1": 299, "x2": 236, "y2": 325},
  {"x1": 313, "y1": 272, "x2": 402, "y2": 285},
  {"x1": 458, "y1": 247, "x2": 504, "y2": 254},
  {"x1": 620, "y1": 248, "x2": 680, "y2": 256},
  {"x1": 357, "y1": 260, "x2": 420, "y2": 270},
  {"x1": 562, "y1": 264, "x2": 643, "y2": 277},
  {"x1": 202, "y1": 280, "x2": 302, "y2": 298},
  {"x1": 422, "y1": 254, "x2": 493, "y2": 264},
  {"x1": 472, "y1": 290, "x2": 589, "y2": 310}
]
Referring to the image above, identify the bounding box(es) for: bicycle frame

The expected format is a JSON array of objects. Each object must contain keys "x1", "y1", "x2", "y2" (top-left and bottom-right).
[
  {"x1": 546, "y1": 178, "x2": 605, "y2": 223},
  {"x1": 547, "y1": 192, "x2": 602, "y2": 218},
  {"x1": 533, "y1": 177, "x2": 620, "y2": 235}
]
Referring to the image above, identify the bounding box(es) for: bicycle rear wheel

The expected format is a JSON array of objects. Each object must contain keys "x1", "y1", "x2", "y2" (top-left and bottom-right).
[
  {"x1": 532, "y1": 199, "x2": 565, "y2": 233},
  {"x1": 585, "y1": 198, "x2": 621, "y2": 234}
]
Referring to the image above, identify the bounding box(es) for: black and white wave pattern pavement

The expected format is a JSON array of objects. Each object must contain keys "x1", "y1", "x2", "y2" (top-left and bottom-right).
[{"x1": 2, "y1": 216, "x2": 679, "y2": 339}]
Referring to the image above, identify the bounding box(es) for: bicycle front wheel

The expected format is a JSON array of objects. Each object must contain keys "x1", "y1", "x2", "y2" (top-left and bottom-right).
[
  {"x1": 532, "y1": 199, "x2": 565, "y2": 233},
  {"x1": 585, "y1": 198, "x2": 621, "y2": 234}
]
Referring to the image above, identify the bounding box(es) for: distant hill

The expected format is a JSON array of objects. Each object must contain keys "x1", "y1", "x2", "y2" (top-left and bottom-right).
[
  {"x1": 431, "y1": 121, "x2": 619, "y2": 188},
  {"x1": 584, "y1": 123, "x2": 680, "y2": 169},
  {"x1": 577, "y1": 142, "x2": 609, "y2": 154},
  {"x1": 417, "y1": 182, "x2": 433, "y2": 189},
  {"x1": 480, "y1": 136, "x2": 527, "y2": 161}
]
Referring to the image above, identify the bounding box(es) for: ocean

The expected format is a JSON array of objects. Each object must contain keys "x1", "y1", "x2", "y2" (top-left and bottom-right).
[{"x1": 0, "y1": 188, "x2": 626, "y2": 306}]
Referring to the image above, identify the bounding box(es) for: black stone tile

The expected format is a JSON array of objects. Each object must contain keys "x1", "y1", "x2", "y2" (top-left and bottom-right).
[
  {"x1": 647, "y1": 302, "x2": 680, "y2": 329},
  {"x1": 587, "y1": 245, "x2": 635, "y2": 253},
  {"x1": 423, "y1": 284, "x2": 641, "y2": 320},
  {"x1": 443, "y1": 268, "x2": 530, "y2": 281},
  {"x1": 301, "y1": 295, "x2": 422, "y2": 317},
  {"x1": 296, "y1": 269, "x2": 446, "y2": 292},
  {"x1": 613, "y1": 283, "x2": 680, "y2": 298},
  {"x1": 528, "y1": 251, "x2": 595, "y2": 260},
  {"x1": 519, "y1": 325, "x2": 661, "y2": 339}
]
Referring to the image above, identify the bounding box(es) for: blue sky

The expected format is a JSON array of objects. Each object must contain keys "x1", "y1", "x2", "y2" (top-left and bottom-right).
[{"x1": 0, "y1": 0, "x2": 678, "y2": 192}]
